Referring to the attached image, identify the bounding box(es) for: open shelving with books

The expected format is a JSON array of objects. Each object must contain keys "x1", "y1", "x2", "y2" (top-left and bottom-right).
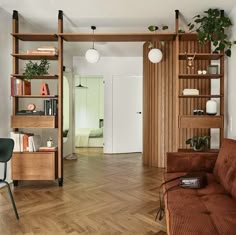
[{"x1": 10, "y1": 10, "x2": 63, "y2": 186}]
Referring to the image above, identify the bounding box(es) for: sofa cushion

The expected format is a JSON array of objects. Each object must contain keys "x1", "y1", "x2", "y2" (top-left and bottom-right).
[
  {"x1": 213, "y1": 138, "x2": 236, "y2": 200},
  {"x1": 165, "y1": 172, "x2": 236, "y2": 235}
]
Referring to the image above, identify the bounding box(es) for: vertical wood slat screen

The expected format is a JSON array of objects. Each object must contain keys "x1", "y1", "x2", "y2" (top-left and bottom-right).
[
  {"x1": 143, "y1": 41, "x2": 177, "y2": 167},
  {"x1": 143, "y1": 40, "x2": 211, "y2": 167}
]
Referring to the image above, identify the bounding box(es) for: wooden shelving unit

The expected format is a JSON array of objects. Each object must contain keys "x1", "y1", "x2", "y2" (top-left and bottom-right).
[
  {"x1": 176, "y1": 11, "x2": 225, "y2": 150},
  {"x1": 10, "y1": 10, "x2": 63, "y2": 186}
]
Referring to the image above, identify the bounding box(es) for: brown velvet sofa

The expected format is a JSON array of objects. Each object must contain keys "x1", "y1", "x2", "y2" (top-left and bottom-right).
[{"x1": 165, "y1": 138, "x2": 236, "y2": 235}]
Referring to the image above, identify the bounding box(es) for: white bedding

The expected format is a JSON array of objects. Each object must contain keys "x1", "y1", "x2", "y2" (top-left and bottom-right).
[{"x1": 75, "y1": 128, "x2": 103, "y2": 147}]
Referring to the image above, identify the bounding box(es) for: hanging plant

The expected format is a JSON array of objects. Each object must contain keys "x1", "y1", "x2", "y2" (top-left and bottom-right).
[
  {"x1": 148, "y1": 25, "x2": 169, "y2": 48},
  {"x1": 188, "y1": 8, "x2": 236, "y2": 57},
  {"x1": 23, "y1": 59, "x2": 50, "y2": 80}
]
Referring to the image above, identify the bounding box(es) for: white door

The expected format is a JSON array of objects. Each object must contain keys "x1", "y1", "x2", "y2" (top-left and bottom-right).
[{"x1": 112, "y1": 75, "x2": 142, "y2": 153}]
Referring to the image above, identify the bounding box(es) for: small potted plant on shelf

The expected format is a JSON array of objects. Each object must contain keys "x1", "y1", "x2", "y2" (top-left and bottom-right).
[
  {"x1": 188, "y1": 8, "x2": 236, "y2": 57},
  {"x1": 23, "y1": 59, "x2": 50, "y2": 80},
  {"x1": 186, "y1": 136, "x2": 210, "y2": 151}
]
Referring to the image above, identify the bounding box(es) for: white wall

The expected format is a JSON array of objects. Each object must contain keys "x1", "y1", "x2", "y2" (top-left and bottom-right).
[
  {"x1": 228, "y1": 6, "x2": 236, "y2": 139},
  {"x1": 73, "y1": 57, "x2": 143, "y2": 153},
  {"x1": 0, "y1": 9, "x2": 12, "y2": 184}
]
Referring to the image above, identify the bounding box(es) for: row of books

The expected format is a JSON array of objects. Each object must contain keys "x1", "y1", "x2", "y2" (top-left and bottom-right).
[
  {"x1": 10, "y1": 132, "x2": 57, "y2": 152},
  {"x1": 11, "y1": 77, "x2": 31, "y2": 96},
  {"x1": 27, "y1": 46, "x2": 58, "y2": 55},
  {"x1": 44, "y1": 99, "x2": 58, "y2": 115}
]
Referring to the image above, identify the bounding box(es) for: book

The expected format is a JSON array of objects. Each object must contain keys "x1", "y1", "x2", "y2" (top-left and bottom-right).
[
  {"x1": 26, "y1": 50, "x2": 57, "y2": 55},
  {"x1": 39, "y1": 146, "x2": 58, "y2": 152},
  {"x1": 23, "y1": 80, "x2": 31, "y2": 95},
  {"x1": 37, "y1": 46, "x2": 58, "y2": 52}
]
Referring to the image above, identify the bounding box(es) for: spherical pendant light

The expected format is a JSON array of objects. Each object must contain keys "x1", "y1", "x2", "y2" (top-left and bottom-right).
[
  {"x1": 148, "y1": 48, "x2": 163, "y2": 63},
  {"x1": 85, "y1": 48, "x2": 100, "y2": 63}
]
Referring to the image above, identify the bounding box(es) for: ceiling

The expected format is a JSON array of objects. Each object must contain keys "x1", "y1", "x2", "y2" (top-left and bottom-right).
[{"x1": 1, "y1": 0, "x2": 236, "y2": 57}]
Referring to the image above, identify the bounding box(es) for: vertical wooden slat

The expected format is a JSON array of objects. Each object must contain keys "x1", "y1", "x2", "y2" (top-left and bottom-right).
[{"x1": 58, "y1": 10, "x2": 63, "y2": 186}]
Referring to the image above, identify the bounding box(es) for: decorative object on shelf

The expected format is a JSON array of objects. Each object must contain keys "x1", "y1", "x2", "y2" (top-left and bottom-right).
[
  {"x1": 85, "y1": 26, "x2": 100, "y2": 64},
  {"x1": 186, "y1": 136, "x2": 210, "y2": 151},
  {"x1": 185, "y1": 52, "x2": 196, "y2": 68},
  {"x1": 27, "y1": 46, "x2": 58, "y2": 55},
  {"x1": 147, "y1": 25, "x2": 168, "y2": 63},
  {"x1": 183, "y1": 89, "x2": 199, "y2": 95},
  {"x1": 193, "y1": 109, "x2": 204, "y2": 115},
  {"x1": 47, "y1": 137, "x2": 53, "y2": 147},
  {"x1": 40, "y1": 83, "x2": 50, "y2": 95},
  {"x1": 208, "y1": 65, "x2": 218, "y2": 74},
  {"x1": 188, "y1": 8, "x2": 236, "y2": 57},
  {"x1": 206, "y1": 100, "x2": 217, "y2": 115},
  {"x1": 27, "y1": 103, "x2": 36, "y2": 111},
  {"x1": 23, "y1": 59, "x2": 50, "y2": 80}
]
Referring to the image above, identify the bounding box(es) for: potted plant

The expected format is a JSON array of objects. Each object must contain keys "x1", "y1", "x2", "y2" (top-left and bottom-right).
[
  {"x1": 188, "y1": 8, "x2": 236, "y2": 57},
  {"x1": 186, "y1": 136, "x2": 210, "y2": 151},
  {"x1": 23, "y1": 59, "x2": 50, "y2": 80}
]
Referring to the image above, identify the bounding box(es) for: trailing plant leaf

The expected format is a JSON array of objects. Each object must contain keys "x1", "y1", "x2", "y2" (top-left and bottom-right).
[
  {"x1": 162, "y1": 25, "x2": 168, "y2": 30},
  {"x1": 148, "y1": 25, "x2": 159, "y2": 32},
  {"x1": 178, "y1": 29, "x2": 185, "y2": 33},
  {"x1": 23, "y1": 59, "x2": 50, "y2": 80},
  {"x1": 188, "y1": 8, "x2": 235, "y2": 57}
]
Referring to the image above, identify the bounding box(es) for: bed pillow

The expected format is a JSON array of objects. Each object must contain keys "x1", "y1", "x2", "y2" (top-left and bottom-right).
[{"x1": 89, "y1": 128, "x2": 103, "y2": 138}]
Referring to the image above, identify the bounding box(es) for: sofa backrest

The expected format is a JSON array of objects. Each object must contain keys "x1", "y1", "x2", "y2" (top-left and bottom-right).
[{"x1": 213, "y1": 138, "x2": 236, "y2": 200}]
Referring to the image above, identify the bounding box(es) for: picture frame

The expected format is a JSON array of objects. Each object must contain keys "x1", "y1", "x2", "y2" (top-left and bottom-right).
[{"x1": 208, "y1": 65, "x2": 218, "y2": 74}]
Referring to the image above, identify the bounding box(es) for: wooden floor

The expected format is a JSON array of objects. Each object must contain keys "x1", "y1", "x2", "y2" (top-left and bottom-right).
[{"x1": 0, "y1": 153, "x2": 166, "y2": 235}]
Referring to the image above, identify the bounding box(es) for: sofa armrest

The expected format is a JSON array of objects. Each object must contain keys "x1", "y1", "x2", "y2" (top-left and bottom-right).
[{"x1": 166, "y1": 152, "x2": 218, "y2": 173}]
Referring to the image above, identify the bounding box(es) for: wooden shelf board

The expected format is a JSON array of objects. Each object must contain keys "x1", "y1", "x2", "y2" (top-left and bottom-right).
[
  {"x1": 179, "y1": 53, "x2": 223, "y2": 60},
  {"x1": 59, "y1": 33, "x2": 176, "y2": 42},
  {"x1": 14, "y1": 95, "x2": 58, "y2": 98},
  {"x1": 179, "y1": 74, "x2": 223, "y2": 79},
  {"x1": 11, "y1": 74, "x2": 58, "y2": 79},
  {"x1": 178, "y1": 33, "x2": 198, "y2": 41},
  {"x1": 179, "y1": 95, "x2": 223, "y2": 98},
  {"x1": 11, "y1": 115, "x2": 58, "y2": 128},
  {"x1": 11, "y1": 33, "x2": 58, "y2": 41},
  {"x1": 13, "y1": 151, "x2": 58, "y2": 154},
  {"x1": 178, "y1": 148, "x2": 219, "y2": 153},
  {"x1": 179, "y1": 115, "x2": 223, "y2": 128},
  {"x1": 11, "y1": 53, "x2": 58, "y2": 60}
]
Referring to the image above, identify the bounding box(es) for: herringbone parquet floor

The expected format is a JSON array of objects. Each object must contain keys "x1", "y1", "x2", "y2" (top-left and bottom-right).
[{"x1": 0, "y1": 153, "x2": 166, "y2": 235}]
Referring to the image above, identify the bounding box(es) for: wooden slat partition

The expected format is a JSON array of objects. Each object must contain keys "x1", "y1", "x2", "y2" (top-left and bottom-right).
[{"x1": 143, "y1": 41, "x2": 176, "y2": 167}]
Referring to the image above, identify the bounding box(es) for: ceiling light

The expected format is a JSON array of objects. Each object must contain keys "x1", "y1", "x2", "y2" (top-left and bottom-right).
[
  {"x1": 148, "y1": 48, "x2": 163, "y2": 63},
  {"x1": 85, "y1": 26, "x2": 100, "y2": 64}
]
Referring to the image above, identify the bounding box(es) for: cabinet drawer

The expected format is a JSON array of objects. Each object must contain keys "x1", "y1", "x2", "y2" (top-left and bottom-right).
[{"x1": 11, "y1": 152, "x2": 58, "y2": 180}]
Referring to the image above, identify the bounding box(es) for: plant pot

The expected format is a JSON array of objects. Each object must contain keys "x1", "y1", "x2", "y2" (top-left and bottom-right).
[{"x1": 193, "y1": 146, "x2": 205, "y2": 152}]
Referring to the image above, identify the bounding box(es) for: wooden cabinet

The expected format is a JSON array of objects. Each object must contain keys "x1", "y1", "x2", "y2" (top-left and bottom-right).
[
  {"x1": 10, "y1": 10, "x2": 63, "y2": 186},
  {"x1": 177, "y1": 33, "x2": 224, "y2": 150}
]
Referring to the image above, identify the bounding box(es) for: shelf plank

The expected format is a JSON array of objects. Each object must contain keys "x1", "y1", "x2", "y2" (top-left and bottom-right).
[
  {"x1": 11, "y1": 74, "x2": 58, "y2": 79},
  {"x1": 11, "y1": 53, "x2": 58, "y2": 60},
  {"x1": 179, "y1": 95, "x2": 223, "y2": 98},
  {"x1": 11, "y1": 115, "x2": 58, "y2": 128},
  {"x1": 14, "y1": 95, "x2": 58, "y2": 98},
  {"x1": 179, "y1": 53, "x2": 223, "y2": 60},
  {"x1": 59, "y1": 33, "x2": 176, "y2": 42},
  {"x1": 11, "y1": 33, "x2": 58, "y2": 41},
  {"x1": 179, "y1": 115, "x2": 223, "y2": 128},
  {"x1": 178, "y1": 148, "x2": 219, "y2": 153},
  {"x1": 179, "y1": 74, "x2": 223, "y2": 79},
  {"x1": 178, "y1": 33, "x2": 198, "y2": 41}
]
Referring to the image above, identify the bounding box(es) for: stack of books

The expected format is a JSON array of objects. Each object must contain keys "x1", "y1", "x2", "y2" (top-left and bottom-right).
[
  {"x1": 27, "y1": 46, "x2": 58, "y2": 55},
  {"x1": 38, "y1": 146, "x2": 58, "y2": 152},
  {"x1": 11, "y1": 77, "x2": 31, "y2": 95},
  {"x1": 44, "y1": 98, "x2": 58, "y2": 115}
]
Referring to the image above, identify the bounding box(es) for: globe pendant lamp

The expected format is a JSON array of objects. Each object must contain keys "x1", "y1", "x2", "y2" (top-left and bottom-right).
[
  {"x1": 85, "y1": 26, "x2": 100, "y2": 63},
  {"x1": 148, "y1": 48, "x2": 163, "y2": 63}
]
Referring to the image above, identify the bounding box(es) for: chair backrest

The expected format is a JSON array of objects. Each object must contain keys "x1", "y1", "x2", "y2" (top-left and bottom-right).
[{"x1": 0, "y1": 138, "x2": 14, "y2": 163}]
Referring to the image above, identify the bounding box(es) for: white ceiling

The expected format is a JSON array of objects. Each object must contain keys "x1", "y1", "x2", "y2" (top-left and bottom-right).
[{"x1": 1, "y1": 0, "x2": 236, "y2": 56}]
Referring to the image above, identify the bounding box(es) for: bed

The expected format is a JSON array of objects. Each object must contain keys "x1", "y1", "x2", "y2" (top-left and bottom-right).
[{"x1": 75, "y1": 128, "x2": 103, "y2": 147}]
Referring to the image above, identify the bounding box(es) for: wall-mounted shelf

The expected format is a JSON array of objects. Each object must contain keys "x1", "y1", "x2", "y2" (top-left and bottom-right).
[
  {"x1": 179, "y1": 115, "x2": 223, "y2": 128},
  {"x1": 179, "y1": 53, "x2": 223, "y2": 60},
  {"x1": 11, "y1": 33, "x2": 58, "y2": 41},
  {"x1": 11, "y1": 74, "x2": 58, "y2": 79},
  {"x1": 14, "y1": 95, "x2": 58, "y2": 98},
  {"x1": 179, "y1": 95, "x2": 222, "y2": 98},
  {"x1": 11, "y1": 53, "x2": 58, "y2": 60},
  {"x1": 11, "y1": 115, "x2": 58, "y2": 128},
  {"x1": 179, "y1": 74, "x2": 223, "y2": 79}
]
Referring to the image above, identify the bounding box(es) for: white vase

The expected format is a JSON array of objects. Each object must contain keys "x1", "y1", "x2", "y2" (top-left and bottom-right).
[{"x1": 206, "y1": 100, "x2": 217, "y2": 115}]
